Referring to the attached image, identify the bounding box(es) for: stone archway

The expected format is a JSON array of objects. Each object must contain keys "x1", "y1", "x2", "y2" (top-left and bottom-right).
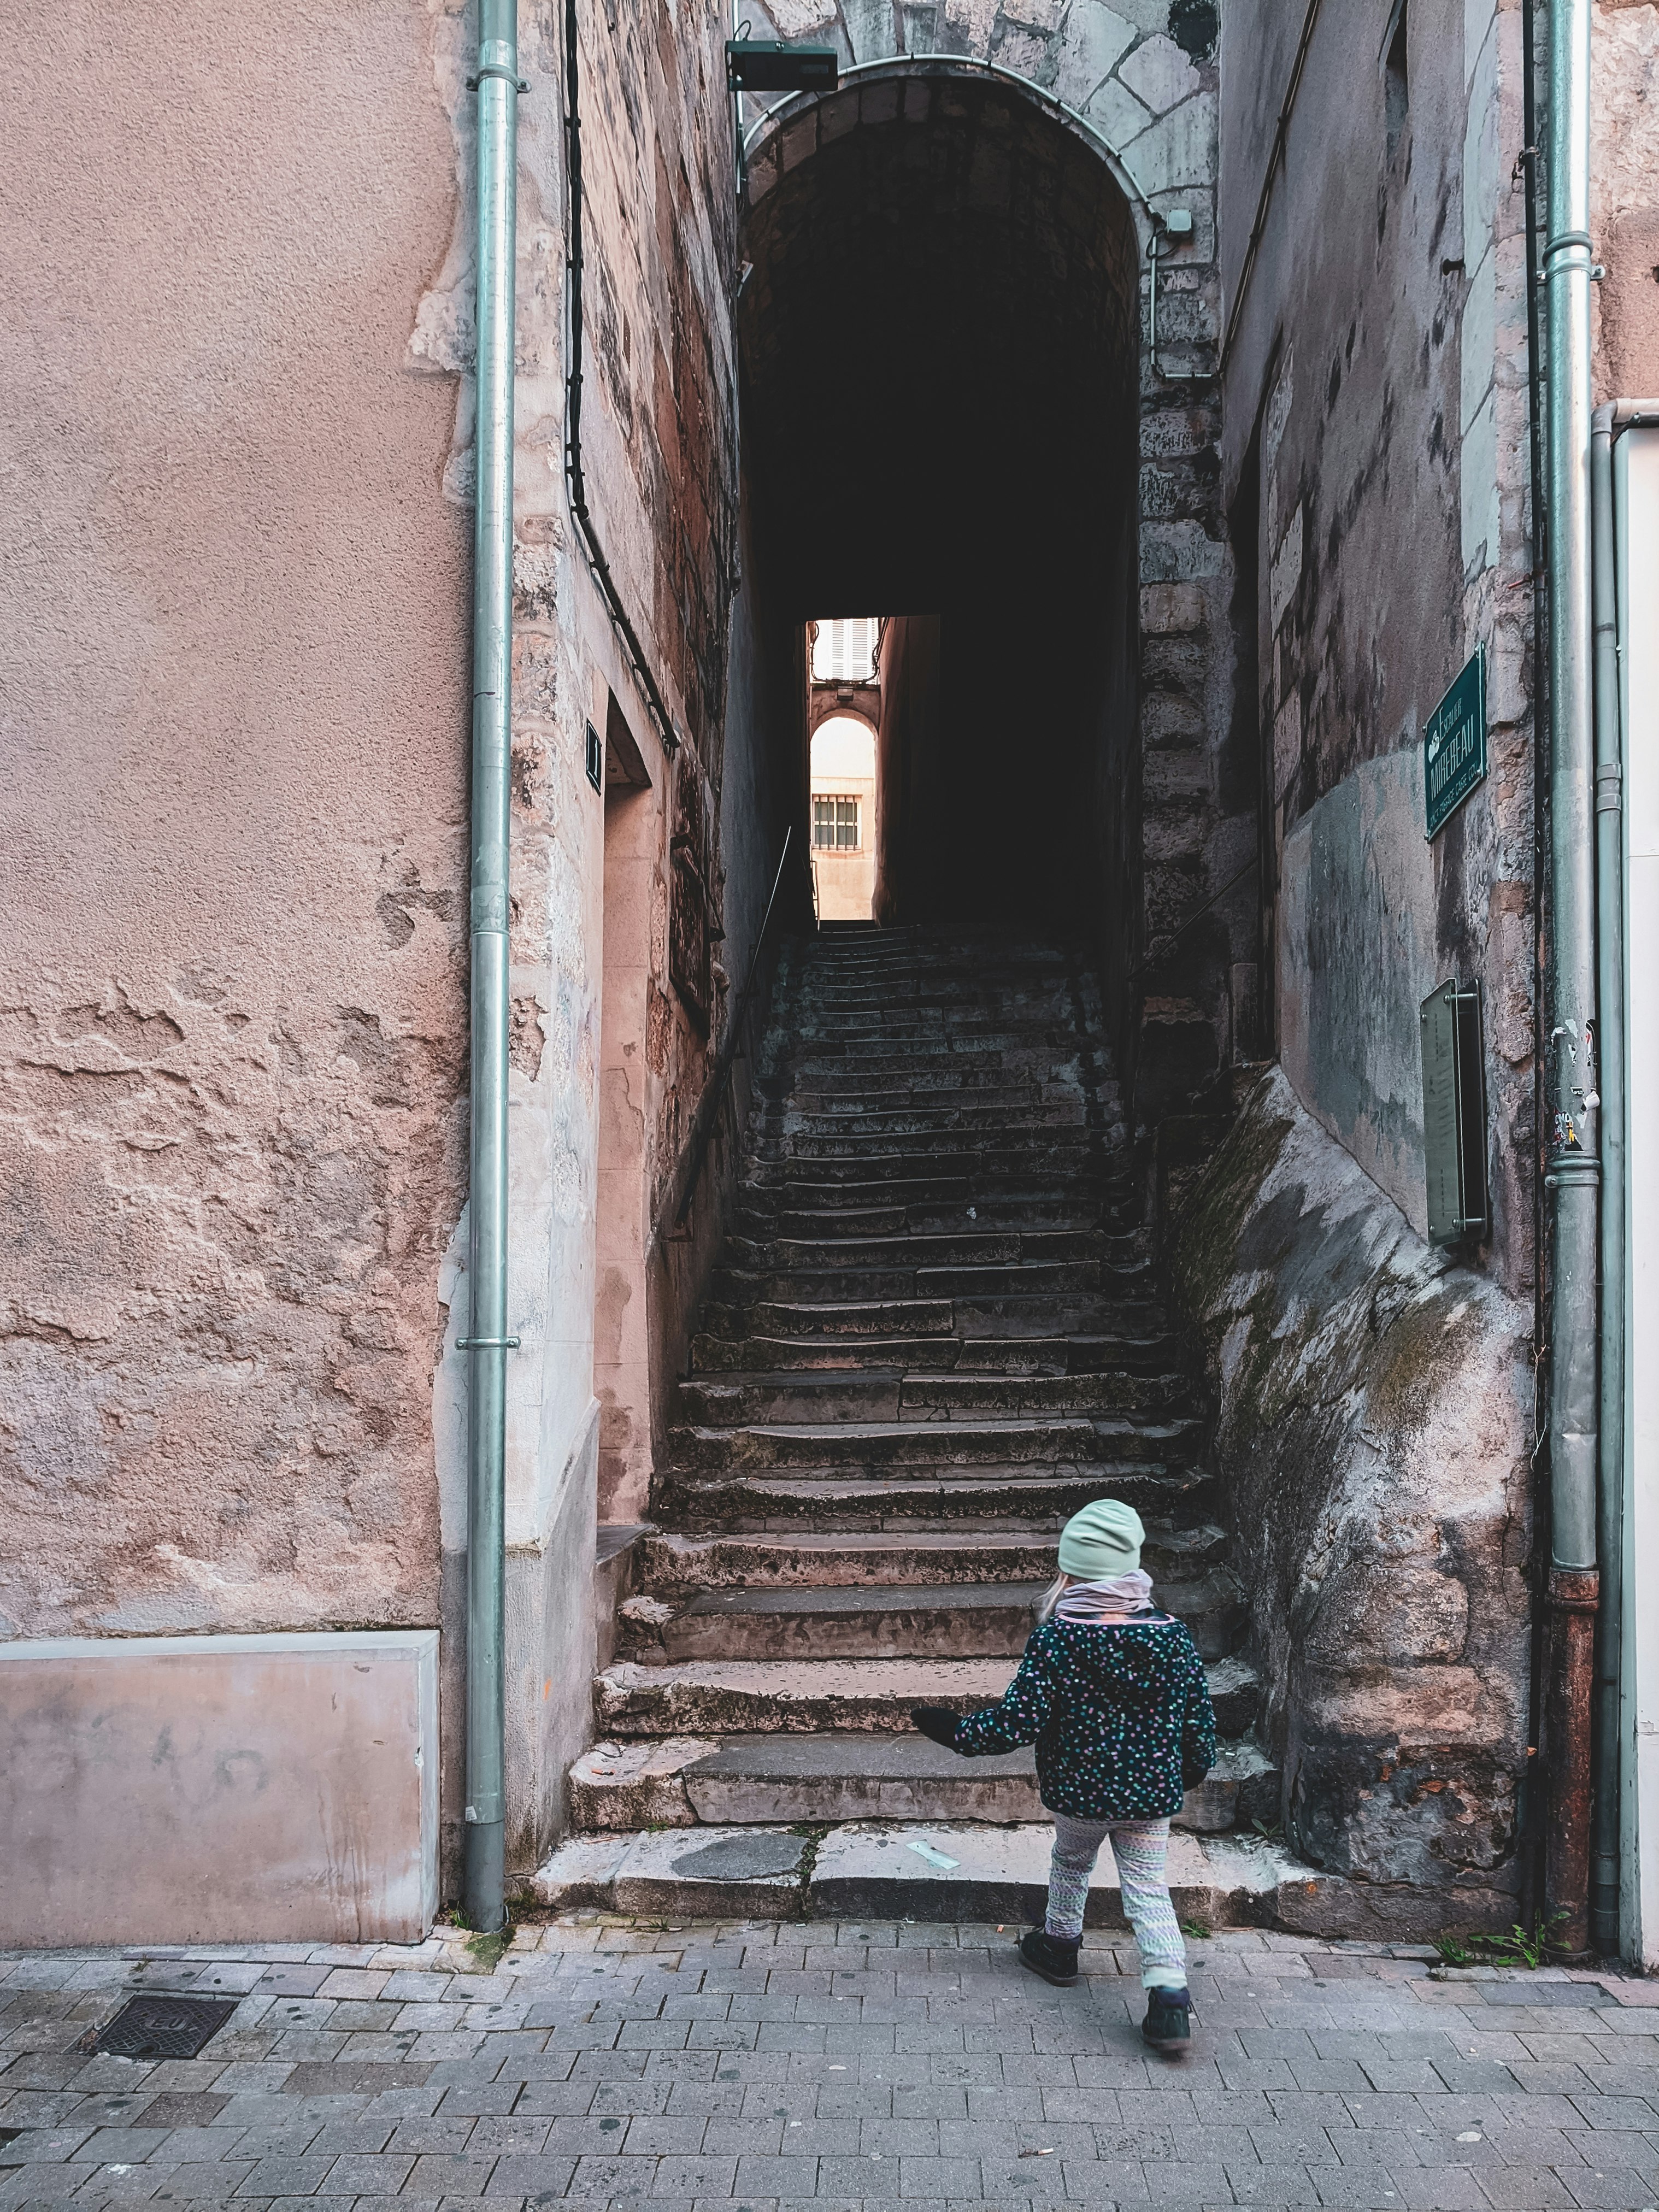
[{"x1": 738, "y1": 35, "x2": 1237, "y2": 1111}]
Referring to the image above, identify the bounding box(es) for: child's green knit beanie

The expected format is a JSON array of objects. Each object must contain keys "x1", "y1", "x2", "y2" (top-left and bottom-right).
[{"x1": 1057, "y1": 1497, "x2": 1145, "y2": 1579}]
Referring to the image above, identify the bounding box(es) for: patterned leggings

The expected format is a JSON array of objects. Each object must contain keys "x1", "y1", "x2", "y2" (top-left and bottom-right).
[{"x1": 1044, "y1": 1813, "x2": 1187, "y2": 1989}]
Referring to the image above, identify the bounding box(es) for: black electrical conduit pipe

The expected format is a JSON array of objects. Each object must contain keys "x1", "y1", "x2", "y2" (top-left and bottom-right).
[{"x1": 562, "y1": 0, "x2": 680, "y2": 760}]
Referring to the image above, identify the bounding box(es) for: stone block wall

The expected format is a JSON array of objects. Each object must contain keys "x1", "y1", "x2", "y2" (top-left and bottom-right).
[{"x1": 1171, "y1": 1073, "x2": 1533, "y2": 1936}]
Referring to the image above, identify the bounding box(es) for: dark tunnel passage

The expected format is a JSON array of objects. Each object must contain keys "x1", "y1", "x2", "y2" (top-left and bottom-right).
[{"x1": 738, "y1": 74, "x2": 1144, "y2": 954}]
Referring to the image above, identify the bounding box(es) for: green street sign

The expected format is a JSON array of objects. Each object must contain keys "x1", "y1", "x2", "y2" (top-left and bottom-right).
[{"x1": 1425, "y1": 645, "x2": 1487, "y2": 838}]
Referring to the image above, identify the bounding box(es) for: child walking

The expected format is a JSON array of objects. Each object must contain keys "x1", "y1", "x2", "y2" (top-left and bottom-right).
[{"x1": 910, "y1": 1497, "x2": 1215, "y2": 2052}]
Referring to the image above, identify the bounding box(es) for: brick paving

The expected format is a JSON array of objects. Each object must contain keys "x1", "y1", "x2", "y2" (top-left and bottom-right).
[{"x1": 4, "y1": 1919, "x2": 1659, "y2": 2211}]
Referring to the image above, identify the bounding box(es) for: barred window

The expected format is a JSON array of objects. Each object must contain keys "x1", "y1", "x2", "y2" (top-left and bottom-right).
[{"x1": 813, "y1": 795, "x2": 860, "y2": 850}]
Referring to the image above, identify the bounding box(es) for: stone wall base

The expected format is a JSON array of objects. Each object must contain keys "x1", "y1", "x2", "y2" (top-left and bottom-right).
[
  {"x1": 0, "y1": 1629, "x2": 439, "y2": 1946},
  {"x1": 1169, "y1": 1069, "x2": 1534, "y2": 1928}
]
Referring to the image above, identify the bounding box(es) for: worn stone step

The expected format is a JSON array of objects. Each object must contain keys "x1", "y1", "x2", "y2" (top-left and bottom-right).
[
  {"x1": 594, "y1": 1651, "x2": 1260, "y2": 1737},
  {"x1": 710, "y1": 1260, "x2": 1129, "y2": 1304},
  {"x1": 702, "y1": 1297, "x2": 957, "y2": 1338},
  {"x1": 678, "y1": 1368, "x2": 1185, "y2": 1426},
  {"x1": 746, "y1": 1195, "x2": 1117, "y2": 1234},
  {"x1": 743, "y1": 1149, "x2": 1109, "y2": 1187},
  {"x1": 634, "y1": 1522, "x2": 1228, "y2": 1595},
  {"x1": 752, "y1": 1127, "x2": 1103, "y2": 1164},
  {"x1": 656, "y1": 1580, "x2": 1049, "y2": 1662},
  {"x1": 725, "y1": 1228, "x2": 1112, "y2": 1272},
  {"x1": 657, "y1": 1463, "x2": 1212, "y2": 1529},
  {"x1": 626, "y1": 1578, "x2": 1240, "y2": 1667},
  {"x1": 776, "y1": 1103, "x2": 1088, "y2": 1139},
  {"x1": 533, "y1": 1820, "x2": 1314, "y2": 1928},
  {"x1": 567, "y1": 1729, "x2": 1276, "y2": 1831},
  {"x1": 668, "y1": 1413, "x2": 1199, "y2": 1473},
  {"x1": 687, "y1": 1329, "x2": 1179, "y2": 1375},
  {"x1": 787, "y1": 1073, "x2": 1052, "y2": 1100},
  {"x1": 746, "y1": 1199, "x2": 1130, "y2": 1241}
]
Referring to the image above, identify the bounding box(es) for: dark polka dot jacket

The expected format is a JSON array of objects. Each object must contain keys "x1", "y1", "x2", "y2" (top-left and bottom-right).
[{"x1": 950, "y1": 1610, "x2": 1217, "y2": 1822}]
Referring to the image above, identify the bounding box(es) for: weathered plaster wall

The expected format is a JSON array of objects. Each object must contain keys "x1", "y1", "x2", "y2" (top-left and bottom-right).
[
  {"x1": 415, "y1": 0, "x2": 791, "y2": 1863},
  {"x1": 1594, "y1": 2, "x2": 1659, "y2": 402},
  {"x1": 1172, "y1": 1073, "x2": 1533, "y2": 1935},
  {"x1": 1, "y1": 0, "x2": 788, "y2": 1897},
  {"x1": 1221, "y1": 0, "x2": 1535, "y2": 1291},
  {"x1": 0, "y1": 1, "x2": 468, "y2": 1645}
]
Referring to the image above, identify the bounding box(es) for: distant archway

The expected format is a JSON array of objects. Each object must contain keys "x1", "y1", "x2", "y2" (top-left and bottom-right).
[
  {"x1": 740, "y1": 71, "x2": 1142, "y2": 984},
  {"x1": 809, "y1": 712, "x2": 878, "y2": 922}
]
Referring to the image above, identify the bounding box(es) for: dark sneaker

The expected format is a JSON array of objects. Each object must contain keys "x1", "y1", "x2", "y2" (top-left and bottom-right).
[
  {"x1": 1018, "y1": 1928, "x2": 1080, "y2": 1987},
  {"x1": 1142, "y1": 1985, "x2": 1193, "y2": 2052}
]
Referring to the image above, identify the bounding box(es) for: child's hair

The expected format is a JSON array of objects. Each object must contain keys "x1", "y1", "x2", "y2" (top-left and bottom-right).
[{"x1": 1037, "y1": 1573, "x2": 1073, "y2": 1623}]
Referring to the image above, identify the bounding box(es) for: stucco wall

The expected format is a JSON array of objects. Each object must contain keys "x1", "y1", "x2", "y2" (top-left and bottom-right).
[
  {"x1": 1, "y1": 0, "x2": 468, "y2": 1645},
  {"x1": 1594, "y1": 1, "x2": 1659, "y2": 403},
  {"x1": 1, "y1": 0, "x2": 792, "y2": 1892},
  {"x1": 411, "y1": 0, "x2": 793, "y2": 1863}
]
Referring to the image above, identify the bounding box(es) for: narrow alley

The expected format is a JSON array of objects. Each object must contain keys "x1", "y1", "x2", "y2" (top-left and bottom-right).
[
  {"x1": 10, "y1": 0, "x2": 1659, "y2": 2170},
  {"x1": 557, "y1": 924, "x2": 1298, "y2": 1919}
]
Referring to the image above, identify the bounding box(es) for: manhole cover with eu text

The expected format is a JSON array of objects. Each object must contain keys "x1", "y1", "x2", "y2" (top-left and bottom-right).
[{"x1": 85, "y1": 1993, "x2": 240, "y2": 2060}]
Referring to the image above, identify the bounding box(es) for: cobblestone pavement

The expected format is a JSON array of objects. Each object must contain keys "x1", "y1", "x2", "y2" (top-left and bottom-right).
[{"x1": 4, "y1": 1919, "x2": 1659, "y2": 2211}]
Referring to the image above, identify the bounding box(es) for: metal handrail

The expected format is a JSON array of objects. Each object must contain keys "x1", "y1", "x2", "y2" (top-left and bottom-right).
[{"x1": 657, "y1": 826, "x2": 793, "y2": 1244}]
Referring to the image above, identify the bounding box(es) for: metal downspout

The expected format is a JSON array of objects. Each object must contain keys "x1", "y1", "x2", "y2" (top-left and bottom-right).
[
  {"x1": 1591, "y1": 404, "x2": 1626, "y2": 1954},
  {"x1": 1539, "y1": 0, "x2": 1601, "y2": 1958},
  {"x1": 463, "y1": 0, "x2": 520, "y2": 1938}
]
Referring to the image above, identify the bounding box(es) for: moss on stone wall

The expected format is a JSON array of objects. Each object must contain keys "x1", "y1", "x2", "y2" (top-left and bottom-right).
[{"x1": 1167, "y1": 1070, "x2": 1533, "y2": 1933}]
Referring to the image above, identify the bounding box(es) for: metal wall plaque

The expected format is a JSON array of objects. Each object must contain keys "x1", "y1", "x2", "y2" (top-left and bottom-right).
[
  {"x1": 1425, "y1": 646, "x2": 1487, "y2": 837},
  {"x1": 1421, "y1": 978, "x2": 1490, "y2": 1246}
]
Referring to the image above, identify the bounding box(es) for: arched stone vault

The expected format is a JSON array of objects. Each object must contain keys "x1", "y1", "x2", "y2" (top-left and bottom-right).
[{"x1": 736, "y1": 7, "x2": 1248, "y2": 1113}]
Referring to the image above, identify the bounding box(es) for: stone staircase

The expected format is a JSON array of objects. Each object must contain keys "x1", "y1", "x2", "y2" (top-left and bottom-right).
[{"x1": 538, "y1": 925, "x2": 1305, "y2": 1924}]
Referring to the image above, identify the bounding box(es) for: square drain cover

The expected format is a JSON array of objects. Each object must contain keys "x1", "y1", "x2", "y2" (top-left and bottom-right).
[{"x1": 91, "y1": 1992, "x2": 239, "y2": 2060}]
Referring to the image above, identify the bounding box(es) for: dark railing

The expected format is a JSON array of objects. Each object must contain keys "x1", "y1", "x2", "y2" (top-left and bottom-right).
[{"x1": 657, "y1": 826, "x2": 793, "y2": 1245}]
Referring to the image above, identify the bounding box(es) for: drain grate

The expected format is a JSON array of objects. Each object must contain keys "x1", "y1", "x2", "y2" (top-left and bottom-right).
[{"x1": 89, "y1": 1992, "x2": 240, "y2": 2060}]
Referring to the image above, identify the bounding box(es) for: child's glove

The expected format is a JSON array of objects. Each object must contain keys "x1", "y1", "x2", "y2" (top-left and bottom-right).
[{"x1": 910, "y1": 1705, "x2": 962, "y2": 1750}]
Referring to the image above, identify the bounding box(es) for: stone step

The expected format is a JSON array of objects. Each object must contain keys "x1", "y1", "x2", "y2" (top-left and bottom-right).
[
  {"x1": 657, "y1": 1580, "x2": 1051, "y2": 1662},
  {"x1": 622, "y1": 1570, "x2": 1243, "y2": 1669},
  {"x1": 567, "y1": 1730, "x2": 1277, "y2": 1831},
  {"x1": 624, "y1": 1576, "x2": 1240, "y2": 1666},
  {"x1": 656, "y1": 1463, "x2": 1212, "y2": 1528},
  {"x1": 772, "y1": 1103, "x2": 1088, "y2": 1138},
  {"x1": 786, "y1": 1073, "x2": 1056, "y2": 1100},
  {"x1": 723, "y1": 1228, "x2": 1119, "y2": 1272},
  {"x1": 709, "y1": 1260, "x2": 1139, "y2": 1304},
  {"x1": 677, "y1": 1369, "x2": 1187, "y2": 1427},
  {"x1": 536, "y1": 1815, "x2": 1311, "y2": 1925},
  {"x1": 668, "y1": 1413, "x2": 1200, "y2": 1473},
  {"x1": 687, "y1": 1329, "x2": 1179, "y2": 1374},
  {"x1": 704, "y1": 1296, "x2": 957, "y2": 1338},
  {"x1": 751, "y1": 1198, "x2": 1126, "y2": 1240},
  {"x1": 776, "y1": 1043, "x2": 1084, "y2": 1072},
  {"x1": 697, "y1": 1293, "x2": 1168, "y2": 1340},
  {"x1": 742, "y1": 1149, "x2": 1112, "y2": 1187},
  {"x1": 751, "y1": 1128, "x2": 1104, "y2": 1164},
  {"x1": 634, "y1": 1522, "x2": 1229, "y2": 1596},
  {"x1": 593, "y1": 1652, "x2": 1260, "y2": 1738}
]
